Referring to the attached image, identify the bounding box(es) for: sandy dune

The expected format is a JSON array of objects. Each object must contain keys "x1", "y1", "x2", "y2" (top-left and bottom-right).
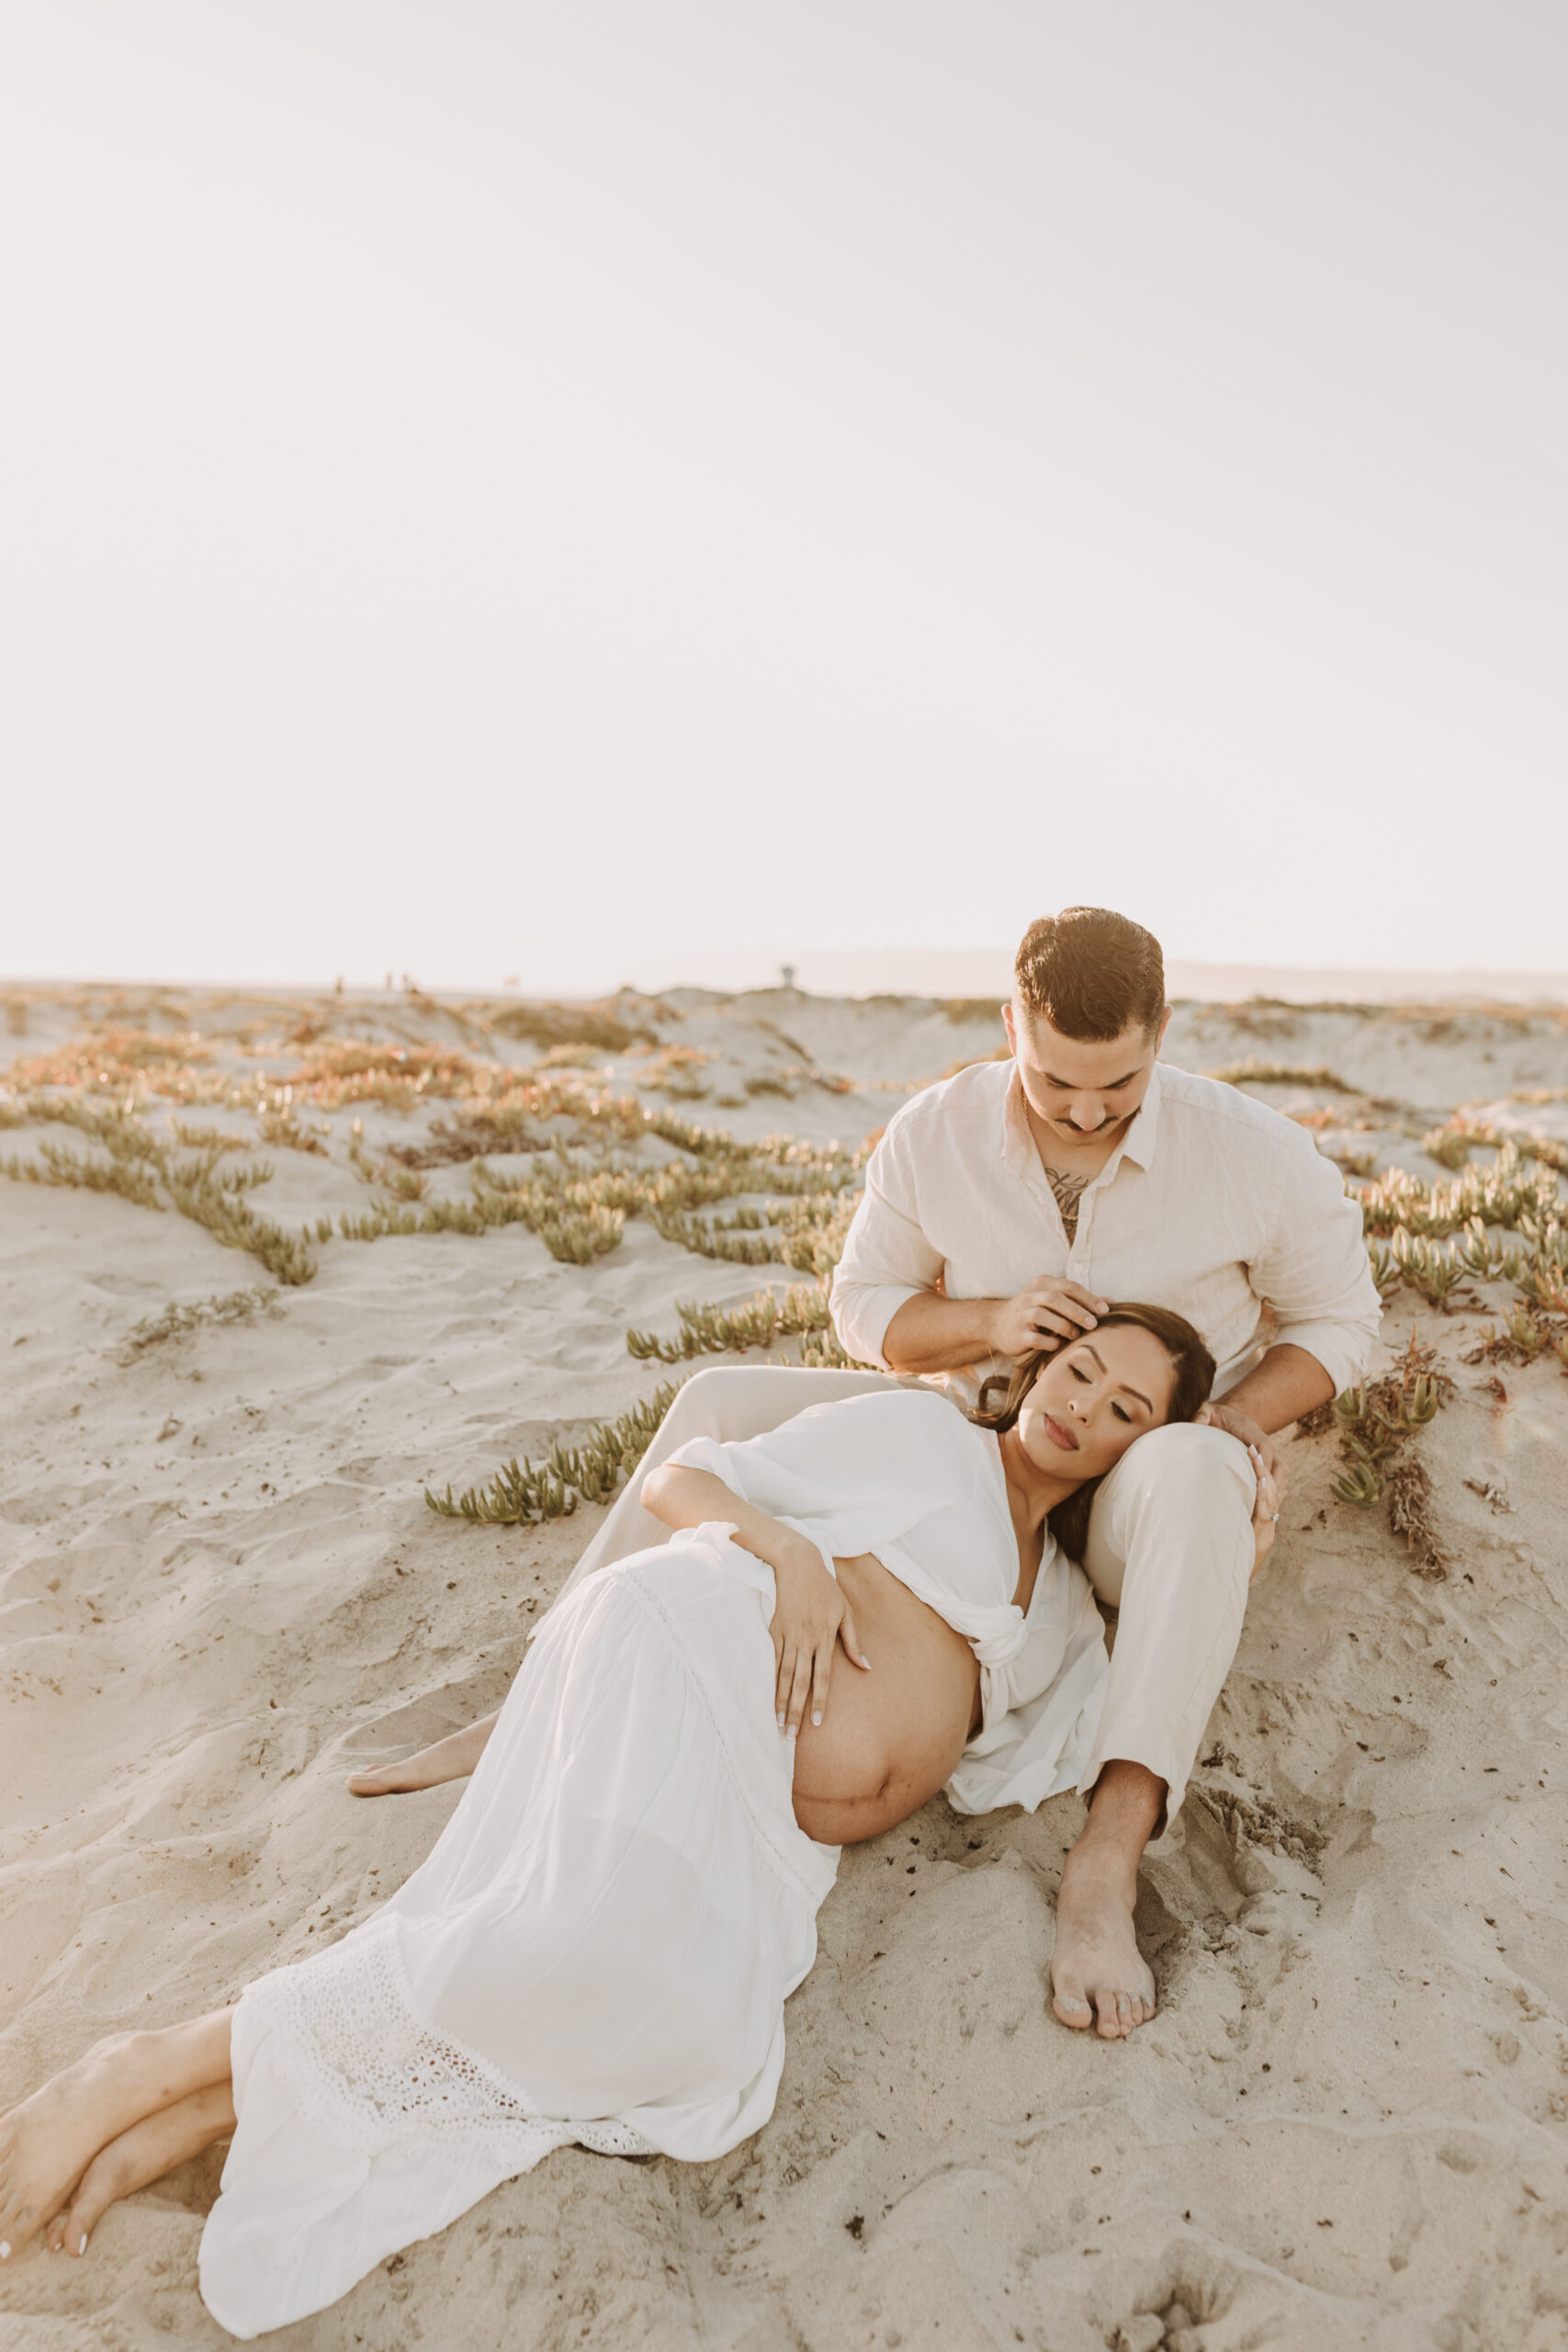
[{"x1": 3, "y1": 982, "x2": 1567, "y2": 2351}]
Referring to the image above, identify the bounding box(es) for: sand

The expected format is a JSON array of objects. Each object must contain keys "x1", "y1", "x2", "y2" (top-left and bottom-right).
[{"x1": 3, "y1": 982, "x2": 1567, "y2": 2352}]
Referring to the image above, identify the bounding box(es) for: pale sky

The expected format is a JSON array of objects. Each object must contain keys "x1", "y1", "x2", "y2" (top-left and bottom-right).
[{"x1": 4, "y1": 2, "x2": 1564, "y2": 992}]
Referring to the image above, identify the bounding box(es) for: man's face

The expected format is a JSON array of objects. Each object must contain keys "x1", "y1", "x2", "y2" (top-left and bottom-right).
[{"x1": 1002, "y1": 999, "x2": 1168, "y2": 1144}]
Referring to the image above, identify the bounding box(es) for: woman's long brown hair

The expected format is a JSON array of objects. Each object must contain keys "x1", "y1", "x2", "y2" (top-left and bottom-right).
[{"x1": 968, "y1": 1302, "x2": 1216, "y2": 1564}]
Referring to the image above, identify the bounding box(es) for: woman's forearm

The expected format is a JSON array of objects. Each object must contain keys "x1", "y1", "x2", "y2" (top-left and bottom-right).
[{"x1": 641, "y1": 1463, "x2": 827, "y2": 1580}]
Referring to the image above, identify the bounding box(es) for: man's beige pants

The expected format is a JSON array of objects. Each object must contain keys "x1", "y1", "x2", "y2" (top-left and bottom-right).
[{"x1": 558, "y1": 1365, "x2": 1257, "y2": 1826}]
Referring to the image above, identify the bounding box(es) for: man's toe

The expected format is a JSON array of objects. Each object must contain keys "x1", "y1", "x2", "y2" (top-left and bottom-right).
[{"x1": 1052, "y1": 1983, "x2": 1094, "y2": 2030}]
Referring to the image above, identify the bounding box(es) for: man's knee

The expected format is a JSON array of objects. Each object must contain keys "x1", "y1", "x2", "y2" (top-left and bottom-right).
[
  {"x1": 1084, "y1": 1420, "x2": 1258, "y2": 1608},
  {"x1": 1100, "y1": 1419, "x2": 1255, "y2": 1513},
  {"x1": 660, "y1": 1365, "x2": 734, "y2": 1442},
  {"x1": 657, "y1": 1363, "x2": 835, "y2": 1450},
  {"x1": 660, "y1": 1363, "x2": 891, "y2": 1451}
]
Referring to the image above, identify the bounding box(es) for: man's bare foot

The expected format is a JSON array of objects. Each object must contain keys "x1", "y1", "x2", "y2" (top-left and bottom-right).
[
  {"x1": 1048, "y1": 1759, "x2": 1164, "y2": 2040},
  {"x1": 44, "y1": 2084, "x2": 235, "y2": 2256},
  {"x1": 1049, "y1": 1840, "x2": 1157, "y2": 2039},
  {"x1": 347, "y1": 1713, "x2": 497, "y2": 1798}
]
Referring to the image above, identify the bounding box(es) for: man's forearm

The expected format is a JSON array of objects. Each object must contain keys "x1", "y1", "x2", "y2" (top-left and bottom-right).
[
  {"x1": 880, "y1": 1290, "x2": 1001, "y2": 1374},
  {"x1": 1219, "y1": 1342, "x2": 1335, "y2": 1434}
]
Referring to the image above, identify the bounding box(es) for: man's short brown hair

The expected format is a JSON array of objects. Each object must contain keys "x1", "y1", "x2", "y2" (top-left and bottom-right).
[{"x1": 1013, "y1": 908, "x2": 1166, "y2": 1041}]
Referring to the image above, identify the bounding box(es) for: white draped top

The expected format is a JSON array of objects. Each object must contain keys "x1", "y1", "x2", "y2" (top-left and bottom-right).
[{"x1": 668, "y1": 1387, "x2": 1109, "y2": 1815}]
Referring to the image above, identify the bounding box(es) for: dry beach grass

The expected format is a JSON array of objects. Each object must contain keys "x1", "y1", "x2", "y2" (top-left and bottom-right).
[{"x1": 3, "y1": 981, "x2": 1568, "y2": 2351}]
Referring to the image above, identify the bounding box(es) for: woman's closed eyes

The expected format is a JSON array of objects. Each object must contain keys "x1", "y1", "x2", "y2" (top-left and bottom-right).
[{"x1": 1067, "y1": 1357, "x2": 1136, "y2": 1423}]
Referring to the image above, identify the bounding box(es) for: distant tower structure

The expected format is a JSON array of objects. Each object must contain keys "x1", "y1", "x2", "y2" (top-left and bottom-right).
[{"x1": 780, "y1": 964, "x2": 796, "y2": 991}]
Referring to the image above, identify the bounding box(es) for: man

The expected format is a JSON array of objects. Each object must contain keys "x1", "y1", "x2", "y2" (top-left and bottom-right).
[
  {"x1": 826, "y1": 907, "x2": 1378, "y2": 2034},
  {"x1": 355, "y1": 908, "x2": 1379, "y2": 2040}
]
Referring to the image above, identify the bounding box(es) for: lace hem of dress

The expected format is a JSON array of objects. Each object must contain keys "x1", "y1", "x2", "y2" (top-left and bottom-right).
[{"x1": 239, "y1": 1918, "x2": 654, "y2": 2168}]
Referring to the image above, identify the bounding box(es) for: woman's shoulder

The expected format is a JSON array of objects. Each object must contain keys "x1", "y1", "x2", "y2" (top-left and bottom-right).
[{"x1": 727, "y1": 1385, "x2": 999, "y2": 1514}]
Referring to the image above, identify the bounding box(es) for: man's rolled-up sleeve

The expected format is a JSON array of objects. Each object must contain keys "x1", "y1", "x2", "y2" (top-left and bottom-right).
[
  {"x1": 829, "y1": 1122, "x2": 944, "y2": 1369},
  {"x1": 1254, "y1": 1129, "x2": 1382, "y2": 1395}
]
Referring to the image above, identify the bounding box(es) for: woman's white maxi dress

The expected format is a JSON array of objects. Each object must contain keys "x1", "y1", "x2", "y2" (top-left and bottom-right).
[{"x1": 197, "y1": 1391, "x2": 1110, "y2": 2337}]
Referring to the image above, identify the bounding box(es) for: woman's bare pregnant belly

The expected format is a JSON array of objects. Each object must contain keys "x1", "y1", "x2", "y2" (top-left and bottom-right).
[{"x1": 790, "y1": 1554, "x2": 980, "y2": 1846}]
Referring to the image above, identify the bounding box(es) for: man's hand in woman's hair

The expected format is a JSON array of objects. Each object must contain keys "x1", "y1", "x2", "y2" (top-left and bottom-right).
[
  {"x1": 768, "y1": 1541, "x2": 871, "y2": 1740},
  {"x1": 986, "y1": 1276, "x2": 1109, "y2": 1360}
]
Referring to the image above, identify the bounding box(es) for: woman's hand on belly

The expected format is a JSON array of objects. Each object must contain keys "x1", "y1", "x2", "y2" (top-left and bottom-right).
[
  {"x1": 768, "y1": 1533, "x2": 872, "y2": 1737},
  {"x1": 790, "y1": 1555, "x2": 980, "y2": 1846}
]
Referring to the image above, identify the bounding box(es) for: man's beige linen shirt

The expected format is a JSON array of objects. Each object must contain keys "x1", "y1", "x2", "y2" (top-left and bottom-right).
[{"x1": 830, "y1": 1059, "x2": 1380, "y2": 1408}]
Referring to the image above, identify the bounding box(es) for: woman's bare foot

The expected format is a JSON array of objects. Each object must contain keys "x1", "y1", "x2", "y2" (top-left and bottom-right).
[
  {"x1": 0, "y1": 2037, "x2": 166, "y2": 2259},
  {"x1": 1049, "y1": 1842, "x2": 1157, "y2": 2038},
  {"x1": 0, "y1": 2011, "x2": 232, "y2": 2262},
  {"x1": 45, "y1": 2084, "x2": 235, "y2": 2256},
  {"x1": 347, "y1": 1713, "x2": 497, "y2": 1798}
]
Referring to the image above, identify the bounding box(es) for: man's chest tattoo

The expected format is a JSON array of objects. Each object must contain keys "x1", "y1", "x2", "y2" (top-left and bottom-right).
[{"x1": 1045, "y1": 1165, "x2": 1092, "y2": 1242}]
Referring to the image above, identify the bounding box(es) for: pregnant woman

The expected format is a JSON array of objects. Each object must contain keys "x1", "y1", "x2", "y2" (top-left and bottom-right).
[{"x1": 0, "y1": 1306, "x2": 1279, "y2": 2339}]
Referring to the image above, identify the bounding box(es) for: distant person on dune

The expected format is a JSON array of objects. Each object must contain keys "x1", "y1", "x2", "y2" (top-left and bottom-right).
[{"x1": 357, "y1": 906, "x2": 1380, "y2": 2034}]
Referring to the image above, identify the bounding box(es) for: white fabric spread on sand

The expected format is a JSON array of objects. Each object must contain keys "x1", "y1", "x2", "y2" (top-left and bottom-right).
[{"x1": 198, "y1": 1392, "x2": 1107, "y2": 2338}]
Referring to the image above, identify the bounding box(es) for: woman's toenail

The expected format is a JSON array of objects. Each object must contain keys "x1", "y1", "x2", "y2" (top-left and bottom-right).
[
  {"x1": 0, "y1": 2240, "x2": 11, "y2": 2259},
  {"x1": 79, "y1": 2234, "x2": 88, "y2": 2256}
]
